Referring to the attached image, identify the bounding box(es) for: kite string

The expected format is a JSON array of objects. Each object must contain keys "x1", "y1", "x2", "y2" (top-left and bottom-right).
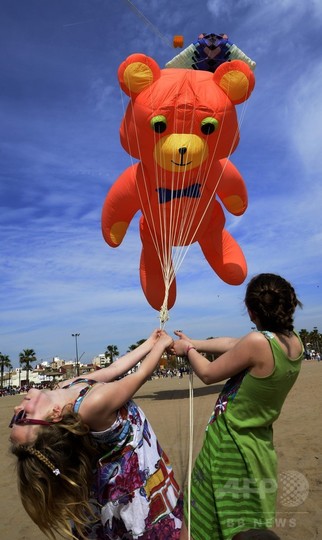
[
  {"x1": 188, "y1": 368, "x2": 194, "y2": 540},
  {"x1": 161, "y1": 69, "x2": 249, "y2": 276},
  {"x1": 123, "y1": 0, "x2": 173, "y2": 48},
  {"x1": 158, "y1": 98, "x2": 251, "y2": 313}
]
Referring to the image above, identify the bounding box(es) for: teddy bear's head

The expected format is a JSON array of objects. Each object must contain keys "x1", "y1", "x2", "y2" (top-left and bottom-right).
[{"x1": 118, "y1": 54, "x2": 255, "y2": 182}]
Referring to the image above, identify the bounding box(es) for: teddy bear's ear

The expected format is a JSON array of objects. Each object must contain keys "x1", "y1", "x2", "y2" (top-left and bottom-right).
[
  {"x1": 118, "y1": 53, "x2": 161, "y2": 97},
  {"x1": 213, "y1": 59, "x2": 255, "y2": 105}
]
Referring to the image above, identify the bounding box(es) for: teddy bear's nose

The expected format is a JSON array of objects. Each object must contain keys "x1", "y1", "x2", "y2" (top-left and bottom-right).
[{"x1": 178, "y1": 147, "x2": 187, "y2": 156}]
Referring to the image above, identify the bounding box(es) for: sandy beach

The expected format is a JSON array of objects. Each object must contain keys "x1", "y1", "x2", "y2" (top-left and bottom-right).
[{"x1": 1, "y1": 360, "x2": 321, "y2": 539}]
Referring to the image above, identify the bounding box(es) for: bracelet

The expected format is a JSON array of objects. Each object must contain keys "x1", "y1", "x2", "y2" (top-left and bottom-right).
[{"x1": 186, "y1": 346, "x2": 196, "y2": 356}]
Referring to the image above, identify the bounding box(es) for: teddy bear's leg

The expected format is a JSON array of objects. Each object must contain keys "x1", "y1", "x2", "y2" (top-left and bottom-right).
[
  {"x1": 139, "y1": 219, "x2": 177, "y2": 311},
  {"x1": 198, "y1": 202, "x2": 247, "y2": 285},
  {"x1": 200, "y1": 228, "x2": 247, "y2": 285}
]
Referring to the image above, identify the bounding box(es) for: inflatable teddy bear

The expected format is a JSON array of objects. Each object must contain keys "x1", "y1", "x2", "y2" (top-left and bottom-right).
[{"x1": 102, "y1": 53, "x2": 255, "y2": 311}]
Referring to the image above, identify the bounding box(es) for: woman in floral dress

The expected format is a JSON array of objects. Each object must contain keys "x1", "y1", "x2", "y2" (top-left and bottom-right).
[{"x1": 9, "y1": 329, "x2": 182, "y2": 539}]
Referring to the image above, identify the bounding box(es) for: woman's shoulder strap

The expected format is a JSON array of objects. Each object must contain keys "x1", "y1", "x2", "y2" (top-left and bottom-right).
[
  {"x1": 61, "y1": 378, "x2": 97, "y2": 390},
  {"x1": 260, "y1": 330, "x2": 275, "y2": 340}
]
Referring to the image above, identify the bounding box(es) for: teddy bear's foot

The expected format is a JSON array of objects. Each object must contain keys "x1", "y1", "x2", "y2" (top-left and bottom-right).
[
  {"x1": 140, "y1": 248, "x2": 176, "y2": 311},
  {"x1": 199, "y1": 228, "x2": 247, "y2": 285}
]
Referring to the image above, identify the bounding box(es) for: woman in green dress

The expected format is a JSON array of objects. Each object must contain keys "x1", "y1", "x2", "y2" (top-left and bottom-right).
[{"x1": 172, "y1": 273, "x2": 304, "y2": 540}]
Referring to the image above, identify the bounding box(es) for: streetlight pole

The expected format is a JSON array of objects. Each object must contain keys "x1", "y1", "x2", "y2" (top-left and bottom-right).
[{"x1": 72, "y1": 333, "x2": 80, "y2": 376}]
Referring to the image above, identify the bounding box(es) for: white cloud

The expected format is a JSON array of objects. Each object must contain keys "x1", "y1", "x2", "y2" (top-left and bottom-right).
[
  {"x1": 288, "y1": 60, "x2": 322, "y2": 173},
  {"x1": 89, "y1": 78, "x2": 118, "y2": 114}
]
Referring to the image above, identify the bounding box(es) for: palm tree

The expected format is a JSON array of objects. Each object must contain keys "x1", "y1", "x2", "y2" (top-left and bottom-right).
[
  {"x1": 299, "y1": 329, "x2": 310, "y2": 349},
  {"x1": 299, "y1": 328, "x2": 322, "y2": 357},
  {"x1": 299, "y1": 329, "x2": 310, "y2": 358},
  {"x1": 0, "y1": 353, "x2": 12, "y2": 389},
  {"x1": 19, "y1": 349, "x2": 37, "y2": 384},
  {"x1": 104, "y1": 345, "x2": 119, "y2": 365},
  {"x1": 309, "y1": 327, "x2": 321, "y2": 354}
]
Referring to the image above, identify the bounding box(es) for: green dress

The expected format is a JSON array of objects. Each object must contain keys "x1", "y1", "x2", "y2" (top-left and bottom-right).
[{"x1": 185, "y1": 331, "x2": 303, "y2": 540}]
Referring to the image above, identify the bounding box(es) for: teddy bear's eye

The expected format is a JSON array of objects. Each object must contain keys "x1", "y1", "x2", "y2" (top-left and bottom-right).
[
  {"x1": 201, "y1": 117, "x2": 219, "y2": 135},
  {"x1": 150, "y1": 115, "x2": 167, "y2": 134}
]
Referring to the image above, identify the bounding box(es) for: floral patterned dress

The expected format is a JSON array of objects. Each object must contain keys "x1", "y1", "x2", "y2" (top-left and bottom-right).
[{"x1": 68, "y1": 379, "x2": 182, "y2": 539}]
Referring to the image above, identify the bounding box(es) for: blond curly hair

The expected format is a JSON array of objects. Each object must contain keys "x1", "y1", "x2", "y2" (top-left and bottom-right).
[{"x1": 11, "y1": 410, "x2": 101, "y2": 539}]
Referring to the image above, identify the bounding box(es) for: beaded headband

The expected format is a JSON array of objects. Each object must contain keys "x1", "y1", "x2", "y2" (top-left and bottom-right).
[{"x1": 26, "y1": 446, "x2": 61, "y2": 476}]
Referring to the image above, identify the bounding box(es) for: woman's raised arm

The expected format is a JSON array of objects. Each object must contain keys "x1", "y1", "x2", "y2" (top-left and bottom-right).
[
  {"x1": 81, "y1": 332, "x2": 173, "y2": 427},
  {"x1": 63, "y1": 329, "x2": 161, "y2": 386},
  {"x1": 174, "y1": 330, "x2": 241, "y2": 355}
]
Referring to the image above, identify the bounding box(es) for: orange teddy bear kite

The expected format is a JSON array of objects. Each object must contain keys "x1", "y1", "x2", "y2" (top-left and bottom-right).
[{"x1": 102, "y1": 54, "x2": 255, "y2": 312}]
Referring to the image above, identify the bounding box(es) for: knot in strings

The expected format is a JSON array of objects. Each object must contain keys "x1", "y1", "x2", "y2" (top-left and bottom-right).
[
  {"x1": 159, "y1": 302, "x2": 169, "y2": 327},
  {"x1": 159, "y1": 284, "x2": 171, "y2": 327}
]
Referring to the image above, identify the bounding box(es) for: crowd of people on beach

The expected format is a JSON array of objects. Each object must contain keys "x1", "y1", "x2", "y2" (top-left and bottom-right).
[
  {"x1": 0, "y1": 382, "x2": 53, "y2": 397},
  {"x1": 1, "y1": 367, "x2": 190, "y2": 398}
]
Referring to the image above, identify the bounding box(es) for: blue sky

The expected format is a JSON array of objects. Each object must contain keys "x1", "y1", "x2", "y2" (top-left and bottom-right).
[{"x1": 1, "y1": 0, "x2": 322, "y2": 368}]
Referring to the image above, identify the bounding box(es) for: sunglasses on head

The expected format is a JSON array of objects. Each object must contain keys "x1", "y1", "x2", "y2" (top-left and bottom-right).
[{"x1": 9, "y1": 410, "x2": 53, "y2": 428}]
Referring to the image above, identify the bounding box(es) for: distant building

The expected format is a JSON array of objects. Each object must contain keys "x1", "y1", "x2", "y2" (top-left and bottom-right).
[
  {"x1": 2, "y1": 354, "x2": 115, "y2": 389},
  {"x1": 92, "y1": 354, "x2": 113, "y2": 368}
]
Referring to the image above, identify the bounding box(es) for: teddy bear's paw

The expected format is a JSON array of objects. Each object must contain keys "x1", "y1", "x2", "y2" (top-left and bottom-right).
[
  {"x1": 109, "y1": 221, "x2": 129, "y2": 246},
  {"x1": 222, "y1": 194, "x2": 247, "y2": 216}
]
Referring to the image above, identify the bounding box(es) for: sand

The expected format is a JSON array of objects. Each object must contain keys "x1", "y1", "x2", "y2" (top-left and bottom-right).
[{"x1": 0, "y1": 360, "x2": 321, "y2": 539}]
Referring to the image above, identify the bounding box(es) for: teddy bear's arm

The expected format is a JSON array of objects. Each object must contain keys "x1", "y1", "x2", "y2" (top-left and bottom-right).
[
  {"x1": 216, "y1": 159, "x2": 248, "y2": 216},
  {"x1": 102, "y1": 164, "x2": 141, "y2": 247}
]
